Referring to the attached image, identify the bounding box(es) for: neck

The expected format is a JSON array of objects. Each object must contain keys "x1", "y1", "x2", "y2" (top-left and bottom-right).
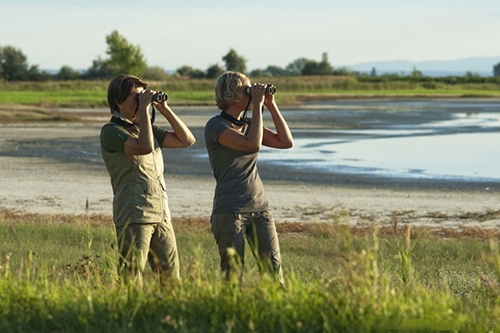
[{"x1": 220, "y1": 110, "x2": 246, "y2": 126}]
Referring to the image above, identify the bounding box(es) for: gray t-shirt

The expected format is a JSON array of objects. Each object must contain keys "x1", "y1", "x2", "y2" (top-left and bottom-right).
[{"x1": 204, "y1": 115, "x2": 269, "y2": 213}]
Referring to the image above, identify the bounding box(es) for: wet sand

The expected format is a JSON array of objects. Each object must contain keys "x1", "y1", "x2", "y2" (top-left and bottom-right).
[{"x1": 0, "y1": 103, "x2": 499, "y2": 230}]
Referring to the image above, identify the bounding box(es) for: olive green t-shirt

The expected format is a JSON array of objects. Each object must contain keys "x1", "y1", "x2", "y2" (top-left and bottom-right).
[{"x1": 204, "y1": 115, "x2": 268, "y2": 214}]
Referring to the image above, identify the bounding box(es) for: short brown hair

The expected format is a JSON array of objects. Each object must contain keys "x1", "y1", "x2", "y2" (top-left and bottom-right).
[
  {"x1": 214, "y1": 71, "x2": 248, "y2": 110},
  {"x1": 107, "y1": 74, "x2": 148, "y2": 114}
]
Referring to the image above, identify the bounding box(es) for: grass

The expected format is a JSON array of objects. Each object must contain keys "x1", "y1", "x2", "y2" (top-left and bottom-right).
[
  {"x1": 1, "y1": 77, "x2": 500, "y2": 330},
  {"x1": 1, "y1": 76, "x2": 499, "y2": 110},
  {"x1": 2, "y1": 209, "x2": 500, "y2": 332}
]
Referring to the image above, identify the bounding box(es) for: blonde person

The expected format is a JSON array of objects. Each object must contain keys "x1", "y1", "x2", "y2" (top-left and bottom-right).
[
  {"x1": 100, "y1": 74, "x2": 195, "y2": 285},
  {"x1": 204, "y1": 71, "x2": 294, "y2": 285}
]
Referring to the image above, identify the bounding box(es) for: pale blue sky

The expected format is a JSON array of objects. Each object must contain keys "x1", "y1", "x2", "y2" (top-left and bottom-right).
[{"x1": 1, "y1": 0, "x2": 499, "y2": 71}]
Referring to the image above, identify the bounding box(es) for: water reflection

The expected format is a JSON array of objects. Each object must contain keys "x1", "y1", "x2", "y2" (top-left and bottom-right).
[{"x1": 259, "y1": 101, "x2": 500, "y2": 182}]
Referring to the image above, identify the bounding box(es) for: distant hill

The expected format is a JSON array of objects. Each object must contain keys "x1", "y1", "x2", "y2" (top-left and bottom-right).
[{"x1": 344, "y1": 56, "x2": 500, "y2": 77}]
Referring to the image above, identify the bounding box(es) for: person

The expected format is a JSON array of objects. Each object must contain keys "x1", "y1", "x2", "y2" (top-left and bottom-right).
[
  {"x1": 100, "y1": 74, "x2": 196, "y2": 285},
  {"x1": 204, "y1": 71, "x2": 294, "y2": 285}
]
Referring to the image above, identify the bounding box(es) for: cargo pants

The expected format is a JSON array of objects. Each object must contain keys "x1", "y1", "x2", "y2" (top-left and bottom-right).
[
  {"x1": 210, "y1": 209, "x2": 284, "y2": 286},
  {"x1": 115, "y1": 219, "x2": 180, "y2": 286}
]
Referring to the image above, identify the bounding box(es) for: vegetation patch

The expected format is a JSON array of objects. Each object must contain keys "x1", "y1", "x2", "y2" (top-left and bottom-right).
[
  {"x1": 1, "y1": 209, "x2": 500, "y2": 332},
  {"x1": 1, "y1": 76, "x2": 500, "y2": 111}
]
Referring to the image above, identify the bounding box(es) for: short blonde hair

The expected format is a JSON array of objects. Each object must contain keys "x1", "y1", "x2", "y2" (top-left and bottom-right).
[
  {"x1": 107, "y1": 74, "x2": 148, "y2": 114},
  {"x1": 214, "y1": 71, "x2": 248, "y2": 110}
]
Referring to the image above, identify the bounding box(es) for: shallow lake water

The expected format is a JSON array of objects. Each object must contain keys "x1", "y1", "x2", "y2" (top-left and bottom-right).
[{"x1": 258, "y1": 99, "x2": 500, "y2": 182}]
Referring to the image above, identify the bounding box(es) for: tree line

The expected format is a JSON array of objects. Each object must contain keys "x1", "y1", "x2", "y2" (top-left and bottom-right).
[{"x1": 1, "y1": 30, "x2": 500, "y2": 83}]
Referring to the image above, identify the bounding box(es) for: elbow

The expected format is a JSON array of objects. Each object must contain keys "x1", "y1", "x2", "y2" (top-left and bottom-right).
[
  {"x1": 183, "y1": 136, "x2": 196, "y2": 147},
  {"x1": 130, "y1": 144, "x2": 153, "y2": 155},
  {"x1": 247, "y1": 143, "x2": 261, "y2": 153},
  {"x1": 142, "y1": 145, "x2": 154, "y2": 154},
  {"x1": 282, "y1": 139, "x2": 294, "y2": 149}
]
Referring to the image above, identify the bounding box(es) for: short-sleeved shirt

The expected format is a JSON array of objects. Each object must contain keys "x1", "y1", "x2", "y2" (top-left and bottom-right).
[
  {"x1": 204, "y1": 115, "x2": 268, "y2": 214},
  {"x1": 100, "y1": 112, "x2": 171, "y2": 227}
]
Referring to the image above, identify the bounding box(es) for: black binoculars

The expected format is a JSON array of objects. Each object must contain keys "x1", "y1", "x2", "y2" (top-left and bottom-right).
[
  {"x1": 136, "y1": 91, "x2": 169, "y2": 104},
  {"x1": 245, "y1": 84, "x2": 277, "y2": 95},
  {"x1": 152, "y1": 91, "x2": 168, "y2": 103}
]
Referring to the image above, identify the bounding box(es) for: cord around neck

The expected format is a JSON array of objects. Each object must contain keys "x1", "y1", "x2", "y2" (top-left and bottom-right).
[
  {"x1": 220, "y1": 93, "x2": 254, "y2": 127},
  {"x1": 220, "y1": 111, "x2": 247, "y2": 126}
]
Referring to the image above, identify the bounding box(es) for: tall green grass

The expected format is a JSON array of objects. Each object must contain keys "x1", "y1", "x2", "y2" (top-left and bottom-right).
[
  {"x1": 1, "y1": 211, "x2": 500, "y2": 332},
  {"x1": 1, "y1": 76, "x2": 499, "y2": 108}
]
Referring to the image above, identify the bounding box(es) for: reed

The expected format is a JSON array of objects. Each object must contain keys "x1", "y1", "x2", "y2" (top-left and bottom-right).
[{"x1": 1, "y1": 76, "x2": 499, "y2": 109}]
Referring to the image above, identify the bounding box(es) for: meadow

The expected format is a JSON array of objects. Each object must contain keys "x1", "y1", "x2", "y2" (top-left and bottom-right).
[
  {"x1": 2, "y1": 76, "x2": 500, "y2": 331},
  {"x1": 2, "y1": 210, "x2": 500, "y2": 332},
  {"x1": 1, "y1": 75, "x2": 499, "y2": 110}
]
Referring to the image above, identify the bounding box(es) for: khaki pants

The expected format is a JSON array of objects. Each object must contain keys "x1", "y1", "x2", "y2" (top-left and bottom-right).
[
  {"x1": 115, "y1": 220, "x2": 180, "y2": 285},
  {"x1": 210, "y1": 210, "x2": 284, "y2": 285}
]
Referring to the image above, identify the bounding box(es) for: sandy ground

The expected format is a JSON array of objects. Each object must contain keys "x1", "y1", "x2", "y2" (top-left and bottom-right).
[{"x1": 1, "y1": 105, "x2": 499, "y2": 230}]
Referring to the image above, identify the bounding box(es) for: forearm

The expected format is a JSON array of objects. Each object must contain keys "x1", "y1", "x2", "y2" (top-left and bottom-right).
[
  {"x1": 123, "y1": 105, "x2": 154, "y2": 155},
  {"x1": 247, "y1": 102, "x2": 264, "y2": 149},
  {"x1": 138, "y1": 106, "x2": 154, "y2": 150},
  {"x1": 266, "y1": 102, "x2": 294, "y2": 147},
  {"x1": 157, "y1": 104, "x2": 196, "y2": 147}
]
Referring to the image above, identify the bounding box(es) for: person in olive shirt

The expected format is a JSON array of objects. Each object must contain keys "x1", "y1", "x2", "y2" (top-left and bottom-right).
[
  {"x1": 101, "y1": 74, "x2": 195, "y2": 285},
  {"x1": 204, "y1": 71, "x2": 294, "y2": 285}
]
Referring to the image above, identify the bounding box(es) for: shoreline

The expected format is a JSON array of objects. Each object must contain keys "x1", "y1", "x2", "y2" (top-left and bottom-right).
[
  {"x1": 0, "y1": 134, "x2": 498, "y2": 232},
  {"x1": 1, "y1": 154, "x2": 498, "y2": 230},
  {"x1": 1, "y1": 100, "x2": 499, "y2": 230}
]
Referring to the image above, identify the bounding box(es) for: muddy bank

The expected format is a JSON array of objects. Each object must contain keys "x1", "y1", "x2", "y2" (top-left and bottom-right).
[{"x1": 0, "y1": 103, "x2": 499, "y2": 230}]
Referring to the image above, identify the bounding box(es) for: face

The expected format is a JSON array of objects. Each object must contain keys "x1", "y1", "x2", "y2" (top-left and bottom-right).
[
  {"x1": 117, "y1": 86, "x2": 144, "y2": 120},
  {"x1": 235, "y1": 79, "x2": 252, "y2": 109}
]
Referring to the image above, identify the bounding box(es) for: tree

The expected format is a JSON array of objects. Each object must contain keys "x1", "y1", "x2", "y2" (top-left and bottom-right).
[
  {"x1": 85, "y1": 57, "x2": 112, "y2": 79},
  {"x1": 176, "y1": 65, "x2": 196, "y2": 76},
  {"x1": 371, "y1": 67, "x2": 377, "y2": 77},
  {"x1": 250, "y1": 65, "x2": 289, "y2": 77},
  {"x1": 332, "y1": 66, "x2": 352, "y2": 76},
  {"x1": 105, "y1": 30, "x2": 147, "y2": 77},
  {"x1": 465, "y1": 71, "x2": 481, "y2": 79},
  {"x1": 206, "y1": 63, "x2": 224, "y2": 79},
  {"x1": 0, "y1": 46, "x2": 40, "y2": 81},
  {"x1": 249, "y1": 68, "x2": 272, "y2": 77},
  {"x1": 410, "y1": 66, "x2": 423, "y2": 78},
  {"x1": 317, "y1": 52, "x2": 334, "y2": 75},
  {"x1": 286, "y1": 58, "x2": 310, "y2": 76},
  {"x1": 301, "y1": 61, "x2": 321, "y2": 75},
  {"x1": 302, "y1": 53, "x2": 333, "y2": 75},
  {"x1": 222, "y1": 48, "x2": 246, "y2": 73},
  {"x1": 493, "y1": 62, "x2": 500, "y2": 77},
  {"x1": 266, "y1": 65, "x2": 289, "y2": 77},
  {"x1": 175, "y1": 65, "x2": 205, "y2": 78},
  {"x1": 56, "y1": 65, "x2": 81, "y2": 80},
  {"x1": 143, "y1": 66, "x2": 169, "y2": 81},
  {"x1": 188, "y1": 68, "x2": 206, "y2": 79}
]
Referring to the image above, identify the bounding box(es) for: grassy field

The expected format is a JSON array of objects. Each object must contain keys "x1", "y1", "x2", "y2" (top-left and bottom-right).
[
  {"x1": 1, "y1": 76, "x2": 499, "y2": 110},
  {"x1": 2, "y1": 77, "x2": 500, "y2": 331},
  {"x1": 2, "y1": 210, "x2": 500, "y2": 332},
  {"x1": 1, "y1": 76, "x2": 499, "y2": 125}
]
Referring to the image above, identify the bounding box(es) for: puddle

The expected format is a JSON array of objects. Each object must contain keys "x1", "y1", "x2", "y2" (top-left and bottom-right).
[
  {"x1": 259, "y1": 104, "x2": 500, "y2": 182},
  {"x1": 261, "y1": 132, "x2": 500, "y2": 181}
]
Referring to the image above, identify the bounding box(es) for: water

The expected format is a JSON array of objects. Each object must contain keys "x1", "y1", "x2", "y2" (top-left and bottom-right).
[{"x1": 258, "y1": 99, "x2": 500, "y2": 182}]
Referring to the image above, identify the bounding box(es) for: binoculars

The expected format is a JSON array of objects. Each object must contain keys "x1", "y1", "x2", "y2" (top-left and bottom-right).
[
  {"x1": 152, "y1": 91, "x2": 168, "y2": 103},
  {"x1": 245, "y1": 84, "x2": 277, "y2": 95},
  {"x1": 136, "y1": 91, "x2": 169, "y2": 103}
]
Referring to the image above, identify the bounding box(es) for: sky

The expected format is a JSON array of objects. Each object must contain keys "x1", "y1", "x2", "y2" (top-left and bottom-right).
[{"x1": 1, "y1": 0, "x2": 499, "y2": 72}]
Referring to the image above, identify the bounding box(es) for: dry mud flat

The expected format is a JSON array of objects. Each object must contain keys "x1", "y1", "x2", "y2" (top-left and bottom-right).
[{"x1": 0, "y1": 106, "x2": 499, "y2": 230}]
